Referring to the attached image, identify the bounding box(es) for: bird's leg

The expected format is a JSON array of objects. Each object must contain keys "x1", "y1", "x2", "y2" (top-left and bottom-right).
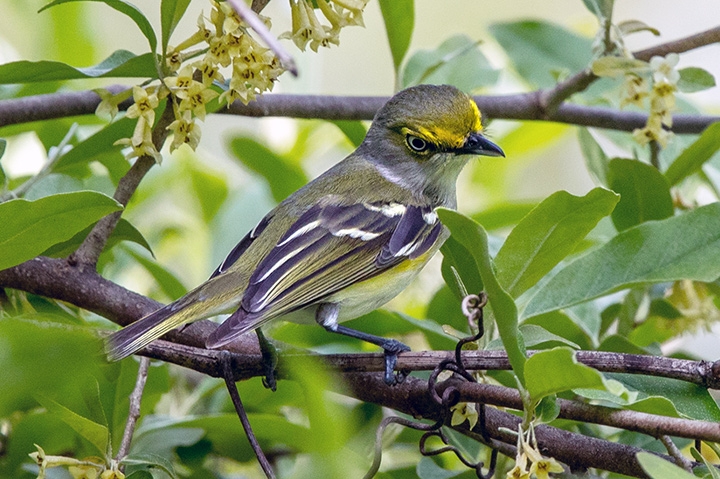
[
  {"x1": 256, "y1": 328, "x2": 278, "y2": 391},
  {"x1": 315, "y1": 303, "x2": 410, "y2": 385}
]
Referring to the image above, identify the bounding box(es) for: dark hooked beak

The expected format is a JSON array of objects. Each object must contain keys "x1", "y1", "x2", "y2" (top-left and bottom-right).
[{"x1": 457, "y1": 132, "x2": 505, "y2": 157}]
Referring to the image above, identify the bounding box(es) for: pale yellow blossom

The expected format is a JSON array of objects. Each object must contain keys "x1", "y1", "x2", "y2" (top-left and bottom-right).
[
  {"x1": 650, "y1": 53, "x2": 680, "y2": 85},
  {"x1": 125, "y1": 86, "x2": 159, "y2": 125},
  {"x1": 167, "y1": 110, "x2": 201, "y2": 152},
  {"x1": 450, "y1": 402, "x2": 479, "y2": 429}
]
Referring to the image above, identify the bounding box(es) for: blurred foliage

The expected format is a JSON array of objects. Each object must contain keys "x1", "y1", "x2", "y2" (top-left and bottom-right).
[{"x1": 0, "y1": 1, "x2": 719, "y2": 478}]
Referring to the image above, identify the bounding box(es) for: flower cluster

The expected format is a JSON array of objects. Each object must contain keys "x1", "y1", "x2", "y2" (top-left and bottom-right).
[
  {"x1": 108, "y1": 0, "x2": 371, "y2": 161},
  {"x1": 506, "y1": 425, "x2": 564, "y2": 479},
  {"x1": 631, "y1": 53, "x2": 679, "y2": 148},
  {"x1": 593, "y1": 52, "x2": 681, "y2": 148},
  {"x1": 281, "y1": 0, "x2": 368, "y2": 52}
]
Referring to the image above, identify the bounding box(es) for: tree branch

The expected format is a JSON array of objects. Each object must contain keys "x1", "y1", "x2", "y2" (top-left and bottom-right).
[{"x1": 116, "y1": 357, "x2": 150, "y2": 463}]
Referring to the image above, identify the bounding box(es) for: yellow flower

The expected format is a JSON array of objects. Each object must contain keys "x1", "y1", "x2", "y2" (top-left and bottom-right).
[
  {"x1": 94, "y1": 88, "x2": 126, "y2": 121},
  {"x1": 29, "y1": 445, "x2": 103, "y2": 479},
  {"x1": 100, "y1": 467, "x2": 125, "y2": 479},
  {"x1": 165, "y1": 47, "x2": 184, "y2": 73},
  {"x1": 125, "y1": 86, "x2": 159, "y2": 125},
  {"x1": 177, "y1": 83, "x2": 218, "y2": 120},
  {"x1": 450, "y1": 402, "x2": 478, "y2": 429},
  {"x1": 620, "y1": 74, "x2": 648, "y2": 109},
  {"x1": 167, "y1": 110, "x2": 201, "y2": 152},
  {"x1": 165, "y1": 65, "x2": 196, "y2": 94},
  {"x1": 115, "y1": 116, "x2": 162, "y2": 162},
  {"x1": 506, "y1": 451, "x2": 530, "y2": 479},
  {"x1": 69, "y1": 463, "x2": 101, "y2": 479},
  {"x1": 318, "y1": 0, "x2": 366, "y2": 29},
  {"x1": 207, "y1": 36, "x2": 232, "y2": 67},
  {"x1": 530, "y1": 457, "x2": 565, "y2": 479},
  {"x1": 174, "y1": 14, "x2": 212, "y2": 52}
]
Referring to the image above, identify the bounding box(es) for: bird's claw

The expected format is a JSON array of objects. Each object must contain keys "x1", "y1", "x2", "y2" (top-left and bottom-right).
[{"x1": 382, "y1": 339, "x2": 411, "y2": 386}]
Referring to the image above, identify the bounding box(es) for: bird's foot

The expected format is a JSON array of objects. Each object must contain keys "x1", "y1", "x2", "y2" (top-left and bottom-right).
[
  {"x1": 382, "y1": 339, "x2": 411, "y2": 386},
  {"x1": 256, "y1": 330, "x2": 278, "y2": 392}
]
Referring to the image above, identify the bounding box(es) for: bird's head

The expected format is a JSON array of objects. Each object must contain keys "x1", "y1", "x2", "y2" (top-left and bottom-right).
[{"x1": 362, "y1": 84, "x2": 504, "y2": 205}]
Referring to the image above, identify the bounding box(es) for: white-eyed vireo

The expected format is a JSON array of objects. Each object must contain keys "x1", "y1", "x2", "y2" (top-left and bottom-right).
[{"x1": 106, "y1": 84, "x2": 504, "y2": 385}]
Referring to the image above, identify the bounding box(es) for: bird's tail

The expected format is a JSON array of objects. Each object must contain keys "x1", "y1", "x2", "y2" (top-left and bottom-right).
[{"x1": 105, "y1": 287, "x2": 235, "y2": 362}]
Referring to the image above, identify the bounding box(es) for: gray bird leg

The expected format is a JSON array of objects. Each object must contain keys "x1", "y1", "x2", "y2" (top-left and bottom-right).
[
  {"x1": 256, "y1": 328, "x2": 278, "y2": 391},
  {"x1": 316, "y1": 303, "x2": 410, "y2": 385}
]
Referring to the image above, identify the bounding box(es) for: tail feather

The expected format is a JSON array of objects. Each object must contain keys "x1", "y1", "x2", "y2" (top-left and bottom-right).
[{"x1": 105, "y1": 296, "x2": 225, "y2": 361}]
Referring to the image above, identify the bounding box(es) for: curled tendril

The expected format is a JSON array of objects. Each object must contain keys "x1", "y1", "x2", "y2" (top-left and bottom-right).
[{"x1": 363, "y1": 292, "x2": 499, "y2": 479}]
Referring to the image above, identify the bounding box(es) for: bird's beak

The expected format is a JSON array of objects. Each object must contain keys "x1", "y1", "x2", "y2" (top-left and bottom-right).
[{"x1": 457, "y1": 132, "x2": 505, "y2": 157}]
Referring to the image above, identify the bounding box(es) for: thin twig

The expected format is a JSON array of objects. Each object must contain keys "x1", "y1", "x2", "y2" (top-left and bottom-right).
[
  {"x1": 540, "y1": 24, "x2": 720, "y2": 115},
  {"x1": 116, "y1": 357, "x2": 150, "y2": 462},
  {"x1": 220, "y1": 351, "x2": 276, "y2": 479},
  {"x1": 225, "y1": 0, "x2": 298, "y2": 76},
  {"x1": 660, "y1": 435, "x2": 693, "y2": 472}
]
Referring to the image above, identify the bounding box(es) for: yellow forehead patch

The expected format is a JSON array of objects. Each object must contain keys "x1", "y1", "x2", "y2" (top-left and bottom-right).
[{"x1": 468, "y1": 98, "x2": 483, "y2": 132}]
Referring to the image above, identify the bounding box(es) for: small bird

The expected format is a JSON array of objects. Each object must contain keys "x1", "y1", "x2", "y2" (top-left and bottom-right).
[{"x1": 106, "y1": 84, "x2": 504, "y2": 385}]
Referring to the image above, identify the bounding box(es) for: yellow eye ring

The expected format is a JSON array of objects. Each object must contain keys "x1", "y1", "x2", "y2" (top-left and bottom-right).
[{"x1": 406, "y1": 135, "x2": 430, "y2": 153}]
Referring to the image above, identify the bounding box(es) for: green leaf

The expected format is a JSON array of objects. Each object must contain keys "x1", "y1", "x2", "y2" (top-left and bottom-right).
[
  {"x1": 524, "y1": 202, "x2": 720, "y2": 317},
  {"x1": 0, "y1": 191, "x2": 121, "y2": 271},
  {"x1": 160, "y1": 0, "x2": 191, "y2": 53},
  {"x1": 524, "y1": 311, "x2": 594, "y2": 350},
  {"x1": 189, "y1": 165, "x2": 228, "y2": 223},
  {"x1": 664, "y1": 122, "x2": 720, "y2": 186},
  {"x1": 123, "y1": 453, "x2": 178, "y2": 479},
  {"x1": 35, "y1": 395, "x2": 110, "y2": 456},
  {"x1": 618, "y1": 19, "x2": 660, "y2": 37},
  {"x1": 0, "y1": 50, "x2": 156, "y2": 84},
  {"x1": 125, "y1": 248, "x2": 187, "y2": 301},
  {"x1": 489, "y1": 20, "x2": 592, "y2": 89},
  {"x1": 608, "y1": 158, "x2": 673, "y2": 231},
  {"x1": 440, "y1": 235, "x2": 483, "y2": 299},
  {"x1": 330, "y1": 120, "x2": 367, "y2": 148},
  {"x1": 402, "y1": 34, "x2": 499, "y2": 91},
  {"x1": 577, "y1": 128, "x2": 610, "y2": 185},
  {"x1": 230, "y1": 137, "x2": 307, "y2": 203},
  {"x1": 55, "y1": 118, "x2": 136, "y2": 174},
  {"x1": 495, "y1": 188, "x2": 619, "y2": 298},
  {"x1": 637, "y1": 452, "x2": 697, "y2": 479},
  {"x1": 378, "y1": 0, "x2": 414, "y2": 73},
  {"x1": 40, "y1": 0, "x2": 157, "y2": 52},
  {"x1": 417, "y1": 456, "x2": 463, "y2": 479},
  {"x1": 677, "y1": 67, "x2": 716, "y2": 93},
  {"x1": 41, "y1": 218, "x2": 153, "y2": 258},
  {"x1": 525, "y1": 348, "x2": 604, "y2": 401},
  {"x1": 437, "y1": 208, "x2": 526, "y2": 385}
]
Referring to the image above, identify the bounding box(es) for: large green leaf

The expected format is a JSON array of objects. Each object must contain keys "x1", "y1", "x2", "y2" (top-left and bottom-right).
[
  {"x1": 401, "y1": 34, "x2": 499, "y2": 91},
  {"x1": 378, "y1": 0, "x2": 414, "y2": 73},
  {"x1": 489, "y1": 20, "x2": 593, "y2": 88},
  {"x1": 0, "y1": 191, "x2": 121, "y2": 271},
  {"x1": 525, "y1": 348, "x2": 604, "y2": 401},
  {"x1": 437, "y1": 208, "x2": 526, "y2": 385},
  {"x1": 0, "y1": 50, "x2": 155, "y2": 84},
  {"x1": 524, "y1": 202, "x2": 720, "y2": 317},
  {"x1": 160, "y1": 0, "x2": 191, "y2": 53},
  {"x1": 637, "y1": 452, "x2": 697, "y2": 479},
  {"x1": 230, "y1": 137, "x2": 307, "y2": 203},
  {"x1": 608, "y1": 158, "x2": 673, "y2": 231},
  {"x1": 495, "y1": 188, "x2": 619, "y2": 298},
  {"x1": 41, "y1": 0, "x2": 157, "y2": 52},
  {"x1": 664, "y1": 122, "x2": 720, "y2": 186},
  {"x1": 35, "y1": 395, "x2": 110, "y2": 456}
]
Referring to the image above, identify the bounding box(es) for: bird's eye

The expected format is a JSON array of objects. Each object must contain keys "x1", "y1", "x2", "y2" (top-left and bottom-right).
[{"x1": 406, "y1": 135, "x2": 430, "y2": 153}]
